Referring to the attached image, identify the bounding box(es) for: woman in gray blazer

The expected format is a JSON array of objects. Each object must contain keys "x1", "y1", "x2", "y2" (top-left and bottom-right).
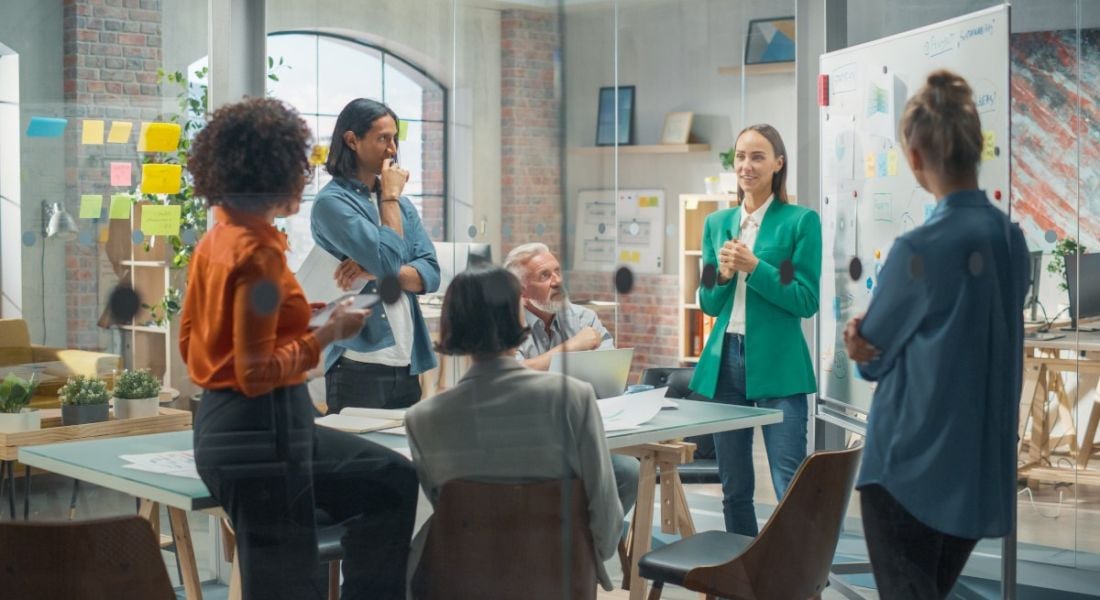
[{"x1": 404, "y1": 266, "x2": 624, "y2": 593}]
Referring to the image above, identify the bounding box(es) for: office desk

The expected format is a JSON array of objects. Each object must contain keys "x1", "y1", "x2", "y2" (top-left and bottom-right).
[
  {"x1": 20, "y1": 400, "x2": 780, "y2": 600},
  {"x1": 1021, "y1": 332, "x2": 1100, "y2": 486}
]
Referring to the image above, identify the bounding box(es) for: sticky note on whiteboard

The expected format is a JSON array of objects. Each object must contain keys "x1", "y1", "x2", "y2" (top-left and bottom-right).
[
  {"x1": 81, "y1": 120, "x2": 105, "y2": 145},
  {"x1": 140, "y1": 163, "x2": 182, "y2": 194},
  {"x1": 79, "y1": 194, "x2": 104, "y2": 219},
  {"x1": 109, "y1": 194, "x2": 133, "y2": 219},
  {"x1": 140, "y1": 204, "x2": 182, "y2": 237},
  {"x1": 107, "y1": 121, "x2": 133, "y2": 144},
  {"x1": 138, "y1": 122, "x2": 181, "y2": 153},
  {"x1": 982, "y1": 131, "x2": 995, "y2": 160}
]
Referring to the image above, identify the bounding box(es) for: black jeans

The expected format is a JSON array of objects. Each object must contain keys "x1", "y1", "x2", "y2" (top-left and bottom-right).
[
  {"x1": 860, "y1": 484, "x2": 979, "y2": 600},
  {"x1": 194, "y1": 385, "x2": 418, "y2": 600},
  {"x1": 325, "y1": 357, "x2": 422, "y2": 414}
]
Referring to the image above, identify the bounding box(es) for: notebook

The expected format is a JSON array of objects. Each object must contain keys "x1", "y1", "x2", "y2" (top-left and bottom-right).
[{"x1": 315, "y1": 407, "x2": 406, "y2": 433}]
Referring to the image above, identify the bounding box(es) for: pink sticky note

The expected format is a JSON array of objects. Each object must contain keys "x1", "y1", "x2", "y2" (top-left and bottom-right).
[{"x1": 110, "y1": 162, "x2": 132, "y2": 187}]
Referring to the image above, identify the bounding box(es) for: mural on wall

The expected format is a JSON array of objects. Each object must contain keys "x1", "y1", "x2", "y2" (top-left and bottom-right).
[{"x1": 1010, "y1": 29, "x2": 1100, "y2": 251}]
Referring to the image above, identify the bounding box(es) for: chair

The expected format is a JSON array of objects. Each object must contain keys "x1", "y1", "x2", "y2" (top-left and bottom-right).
[
  {"x1": 414, "y1": 479, "x2": 598, "y2": 600},
  {"x1": 221, "y1": 512, "x2": 347, "y2": 600},
  {"x1": 0, "y1": 515, "x2": 175, "y2": 599},
  {"x1": 0, "y1": 318, "x2": 122, "y2": 409},
  {"x1": 638, "y1": 446, "x2": 862, "y2": 600},
  {"x1": 639, "y1": 367, "x2": 719, "y2": 484}
]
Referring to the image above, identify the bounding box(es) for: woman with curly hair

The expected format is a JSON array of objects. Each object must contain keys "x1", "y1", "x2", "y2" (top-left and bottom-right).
[{"x1": 180, "y1": 97, "x2": 418, "y2": 600}]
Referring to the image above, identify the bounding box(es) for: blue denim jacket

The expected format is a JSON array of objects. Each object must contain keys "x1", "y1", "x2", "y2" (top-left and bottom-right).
[
  {"x1": 856, "y1": 189, "x2": 1029, "y2": 539},
  {"x1": 310, "y1": 177, "x2": 440, "y2": 375}
]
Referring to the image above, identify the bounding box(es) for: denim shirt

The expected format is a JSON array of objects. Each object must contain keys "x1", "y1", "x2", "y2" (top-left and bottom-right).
[
  {"x1": 310, "y1": 177, "x2": 440, "y2": 375},
  {"x1": 856, "y1": 189, "x2": 1029, "y2": 539}
]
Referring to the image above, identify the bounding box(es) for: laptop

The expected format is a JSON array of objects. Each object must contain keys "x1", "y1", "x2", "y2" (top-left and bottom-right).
[{"x1": 548, "y1": 348, "x2": 634, "y2": 399}]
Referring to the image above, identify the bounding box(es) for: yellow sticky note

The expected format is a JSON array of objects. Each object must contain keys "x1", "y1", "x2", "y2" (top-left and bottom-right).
[
  {"x1": 982, "y1": 130, "x2": 996, "y2": 160},
  {"x1": 864, "y1": 153, "x2": 876, "y2": 179},
  {"x1": 619, "y1": 249, "x2": 630, "y2": 262},
  {"x1": 140, "y1": 163, "x2": 182, "y2": 194},
  {"x1": 79, "y1": 194, "x2": 103, "y2": 219},
  {"x1": 630, "y1": 251, "x2": 641, "y2": 263},
  {"x1": 81, "y1": 119, "x2": 105, "y2": 145},
  {"x1": 309, "y1": 145, "x2": 329, "y2": 166},
  {"x1": 887, "y1": 149, "x2": 899, "y2": 176},
  {"x1": 637, "y1": 197, "x2": 648, "y2": 208},
  {"x1": 141, "y1": 204, "x2": 182, "y2": 237},
  {"x1": 137, "y1": 122, "x2": 181, "y2": 153},
  {"x1": 109, "y1": 194, "x2": 133, "y2": 219},
  {"x1": 398, "y1": 120, "x2": 408, "y2": 142},
  {"x1": 98, "y1": 225, "x2": 109, "y2": 243},
  {"x1": 107, "y1": 121, "x2": 133, "y2": 144}
]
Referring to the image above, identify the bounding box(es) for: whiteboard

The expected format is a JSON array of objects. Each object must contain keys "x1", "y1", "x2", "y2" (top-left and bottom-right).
[
  {"x1": 573, "y1": 189, "x2": 666, "y2": 274},
  {"x1": 817, "y1": 5, "x2": 1010, "y2": 413}
]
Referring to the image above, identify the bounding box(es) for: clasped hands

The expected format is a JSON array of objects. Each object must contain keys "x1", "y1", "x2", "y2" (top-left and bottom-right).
[
  {"x1": 717, "y1": 239, "x2": 760, "y2": 282},
  {"x1": 843, "y1": 313, "x2": 881, "y2": 363}
]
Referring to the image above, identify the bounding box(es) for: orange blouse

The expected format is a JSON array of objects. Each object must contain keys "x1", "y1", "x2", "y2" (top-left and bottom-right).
[{"x1": 179, "y1": 207, "x2": 320, "y2": 398}]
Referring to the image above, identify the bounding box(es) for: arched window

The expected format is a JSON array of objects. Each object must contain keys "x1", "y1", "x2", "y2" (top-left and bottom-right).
[{"x1": 189, "y1": 31, "x2": 447, "y2": 268}]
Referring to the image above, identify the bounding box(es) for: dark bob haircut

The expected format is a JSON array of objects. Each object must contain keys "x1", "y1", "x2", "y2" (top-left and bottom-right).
[
  {"x1": 326, "y1": 98, "x2": 400, "y2": 179},
  {"x1": 436, "y1": 266, "x2": 530, "y2": 357},
  {"x1": 189, "y1": 97, "x2": 311, "y2": 212}
]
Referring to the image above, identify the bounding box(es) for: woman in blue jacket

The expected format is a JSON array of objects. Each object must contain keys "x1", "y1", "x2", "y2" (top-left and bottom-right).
[{"x1": 845, "y1": 70, "x2": 1030, "y2": 599}]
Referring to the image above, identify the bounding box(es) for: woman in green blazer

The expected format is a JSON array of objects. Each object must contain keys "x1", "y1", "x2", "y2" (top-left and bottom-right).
[{"x1": 689, "y1": 124, "x2": 821, "y2": 536}]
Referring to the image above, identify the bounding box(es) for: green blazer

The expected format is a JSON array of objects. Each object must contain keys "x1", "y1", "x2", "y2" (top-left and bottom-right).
[{"x1": 689, "y1": 201, "x2": 822, "y2": 400}]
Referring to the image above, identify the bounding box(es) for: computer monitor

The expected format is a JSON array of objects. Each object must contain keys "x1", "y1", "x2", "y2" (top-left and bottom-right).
[
  {"x1": 432, "y1": 242, "x2": 493, "y2": 295},
  {"x1": 1064, "y1": 252, "x2": 1100, "y2": 330}
]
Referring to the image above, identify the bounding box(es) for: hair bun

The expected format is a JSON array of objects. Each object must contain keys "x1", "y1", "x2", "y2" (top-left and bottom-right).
[{"x1": 927, "y1": 71, "x2": 952, "y2": 87}]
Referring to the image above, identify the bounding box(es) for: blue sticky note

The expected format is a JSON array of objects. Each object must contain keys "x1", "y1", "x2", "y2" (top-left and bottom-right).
[
  {"x1": 876, "y1": 152, "x2": 888, "y2": 177},
  {"x1": 26, "y1": 117, "x2": 68, "y2": 138}
]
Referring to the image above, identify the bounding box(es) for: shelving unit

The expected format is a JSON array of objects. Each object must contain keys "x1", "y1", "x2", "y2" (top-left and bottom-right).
[
  {"x1": 717, "y1": 63, "x2": 795, "y2": 76},
  {"x1": 678, "y1": 193, "x2": 740, "y2": 364},
  {"x1": 570, "y1": 143, "x2": 710, "y2": 155},
  {"x1": 120, "y1": 203, "x2": 192, "y2": 399}
]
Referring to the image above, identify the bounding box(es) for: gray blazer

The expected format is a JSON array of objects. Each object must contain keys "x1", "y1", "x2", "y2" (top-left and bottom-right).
[{"x1": 405, "y1": 356, "x2": 624, "y2": 591}]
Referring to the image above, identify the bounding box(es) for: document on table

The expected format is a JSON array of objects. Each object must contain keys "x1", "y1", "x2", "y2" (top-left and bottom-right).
[
  {"x1": 597, "y1": 386, "x2": 667, "y2": 432},
  {"x1": 315, "y1": 407, "x2": 406, "y2": 433},
  {"x1": 119, "y1": 450, "x2": 200, "y2": 480}
]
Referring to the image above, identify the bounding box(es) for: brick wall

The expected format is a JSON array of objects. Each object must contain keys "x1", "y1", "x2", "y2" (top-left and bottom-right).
[
  {"x1": 500, "y1": 9, "x2": 561, "y2": 256},
  {"x1": 63, "y1": 0, "x2": 163, "y2": 349},
  {"x1": 421, "y1": 87, "x2": 445, "y2": 239}
]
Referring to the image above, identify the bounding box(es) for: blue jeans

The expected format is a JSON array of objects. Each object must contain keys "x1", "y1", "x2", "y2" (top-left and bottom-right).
[{"x1": 712, "y1": 333, "x2": 807, "y2": 536}]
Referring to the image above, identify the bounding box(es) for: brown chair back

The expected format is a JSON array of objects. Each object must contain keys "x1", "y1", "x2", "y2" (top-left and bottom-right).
[
  {"x1": 0, "y1": 515, "x2": 175, "y2": 600},
  {"x1": 416, "y1": 478, "x2": 598, "y2": 600},
  {"x1": 686, "y1": 446, "x2": 862, "y2": 600},
  {"x1": 0, "y1": 318, "x2": 33, "y2": 365}
]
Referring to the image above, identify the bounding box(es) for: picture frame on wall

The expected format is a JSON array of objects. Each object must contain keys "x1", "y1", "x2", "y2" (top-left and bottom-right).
[
  {"x1": 660, "y1": 111, "x2": 694, "y2": 144},
  {"x1": 596, "y1": 85, "x2": 635, "y2": 146},
  {"x1": 744, "y1": 16, "x2": 796, "y2": 65}
]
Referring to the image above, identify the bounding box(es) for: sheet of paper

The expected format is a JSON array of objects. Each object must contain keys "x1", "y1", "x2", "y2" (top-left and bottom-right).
[
  {"x1": 295, "y1": 244, "x2": 352, "y2": 303},
  {"x1": 110, "y1": 162, "x2": 132, "y2": 187},
  {"x1": 81, "y1": 119, "x2": 105, "y2": 145},
  {"x1": 315, "y1": 414, "x2": 402, "y2": 433},
  {"x1": 109, "y1": 194, "x2": 133, "y2": 219},
  {"x1": 339, "y1": 407, "x2": 406, "y2": 422},
  {"x1": 138, "y1": 122, "x2": 182, "y2": 153},
  {"x1": 597, "y1": 386, "x2": 666, "y2": 431},
  {"x1": 140, "y1": 163, "x2": 182, "y2": 194},
  {"x1": 140, "y1": 204, "x2": 181, "y2": 236},
  {"x1": 119, "y1": 450, "x2": 200, "y2": 479},
  {"x1": 375, "y1": 426, "x2": 407, "y2": 435},
  {"x1": 107, "y1": 120, "x2": 133, "y2": 144},
  {"x1": 79, "y1": 194, "x2": 103, "y2": 219},
  {"x1": 26, "y1": 116, "x2": 68, "y2": 138}
]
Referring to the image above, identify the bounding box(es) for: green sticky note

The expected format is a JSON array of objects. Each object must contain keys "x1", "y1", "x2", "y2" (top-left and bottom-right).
[
  {"x1": 141, "y1": 204, "x2": 182, "y2": 237},
  {"x1": 398, "y1": 119, "x2": 408, "y2": 142},
  {"x1": 109, "y1": 194, "x2": 133, "y2": 219},
  {"x1": 79, "y1": 194, "x2": 103, "y2": 219}
]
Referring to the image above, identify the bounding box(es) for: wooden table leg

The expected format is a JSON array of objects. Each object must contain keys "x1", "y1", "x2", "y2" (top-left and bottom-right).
[
  {"x1": 1079, "y1": 397, "x2": 1100, "y2": 469},
  {"x1": 167, "y1": 506, "x2": 204, "y2": 600},
  {"x1": 629, "y1": 452, "x2": 658, "y2": 600},
  {"x1": 1019, "y1": 361, "x2": 1042, "y2": 457}
]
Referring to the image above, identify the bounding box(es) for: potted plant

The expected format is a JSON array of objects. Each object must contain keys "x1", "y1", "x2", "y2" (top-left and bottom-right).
[
  {"x1": 112, "y1": 369, "x2": 162, "y2": 419},
  {"x1": 59, "y1": 375, "x2": 110, "y2": 426},
  {"x1": 718, "y1": 147, "x2": 739, "y2": 194},
  {"x1": 0, "y1": 373, "x2": 41, "y2": 433},
  {"x1": 1047, "y1": 237, "x2": 1086, "y2": 293}
]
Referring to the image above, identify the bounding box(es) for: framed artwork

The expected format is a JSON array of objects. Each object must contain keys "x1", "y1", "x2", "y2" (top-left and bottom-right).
[
  {"x1": 660, "y1": 112, "x2": 694, "y2": 144},
  {"x1": 744, "y1": 16, "x2": 796, "y2": 65},
  {"x1": 596, "y1": 85, "x2": 635, "y2": 146}
]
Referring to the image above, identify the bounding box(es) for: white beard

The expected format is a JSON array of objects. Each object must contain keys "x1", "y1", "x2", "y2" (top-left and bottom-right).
[{"x1": 530, "y1": 292, "x2": 567, "y2": 315}]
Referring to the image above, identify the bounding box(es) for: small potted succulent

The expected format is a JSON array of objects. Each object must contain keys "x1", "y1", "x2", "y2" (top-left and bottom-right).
[
  {"x1": 112, "y1": 369, "x2": 162, "y2": 419},
  {"x1": 59, "y1": 375, "x2": 111, "y2": 425},
  {"x1": 0, "y1": 373, "x2": 41, "y2": 433}
]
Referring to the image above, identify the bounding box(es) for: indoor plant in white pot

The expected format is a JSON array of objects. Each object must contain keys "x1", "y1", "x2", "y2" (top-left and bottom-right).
[
  {"x1": 0, "y1": 373, "x2": 41, "y2": 433},
  {"x1": 112, "y1": 369, "x2": 162, "y2": 419},
  {"x1": 59, "y1": 375, "x2": 110, "y2": 425}
]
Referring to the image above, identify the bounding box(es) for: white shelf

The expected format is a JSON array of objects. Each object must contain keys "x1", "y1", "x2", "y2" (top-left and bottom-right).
[
  {"x1": 570, "y1": 143, "x2": 711, "y2": 155},
  {"x1": 685, "y1": 250, "x2": 702, "y2": 257},
  {"x1": 121, "y1": 260, "x2": 169, "y2": 267},
  {"x1": 717, "y1": 63, "x2": 795, "y2": 76},
  {"x1": 119, "y1": 324, "x2": 168, "y2": 334},
  {"x1": 680, "y1": 356, "x2": 700, "y2": 364}
]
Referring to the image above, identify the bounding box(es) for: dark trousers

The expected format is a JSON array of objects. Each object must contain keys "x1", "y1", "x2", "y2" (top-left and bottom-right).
[
  {"x1": 860, "y1": 484, "x2": 979, "y2": 600},
  {"x1": 194, "y1": 385, "x2": 418, "y2": 600},
  {"x1": 326, "y1": 357, "x2": 422, "y2": 414}
]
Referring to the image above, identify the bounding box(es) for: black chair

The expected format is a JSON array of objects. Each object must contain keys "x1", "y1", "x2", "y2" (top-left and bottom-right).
[
  {"x1": 638, "y1": 446, "x2": 862, "y2": 600},
  {"x1": 222, "y1": 511, "x2": 347, "y2": 600},
  {"x1": 639, "y1": 367, "x2": 719, "y2": 484}
]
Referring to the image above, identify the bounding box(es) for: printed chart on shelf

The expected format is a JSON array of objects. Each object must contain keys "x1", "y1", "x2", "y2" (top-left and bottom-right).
[
  {"x1": 818, "y1": 5, "x2": 1010, "y2": 413},
  {"x1": 573, "y1": 189, "x2": 666, "y2": 274}
]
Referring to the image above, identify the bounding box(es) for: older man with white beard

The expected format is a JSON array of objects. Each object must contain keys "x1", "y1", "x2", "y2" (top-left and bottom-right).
[{"x1": 504, "y1": 242, "x2": 614, "y2": 371}]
